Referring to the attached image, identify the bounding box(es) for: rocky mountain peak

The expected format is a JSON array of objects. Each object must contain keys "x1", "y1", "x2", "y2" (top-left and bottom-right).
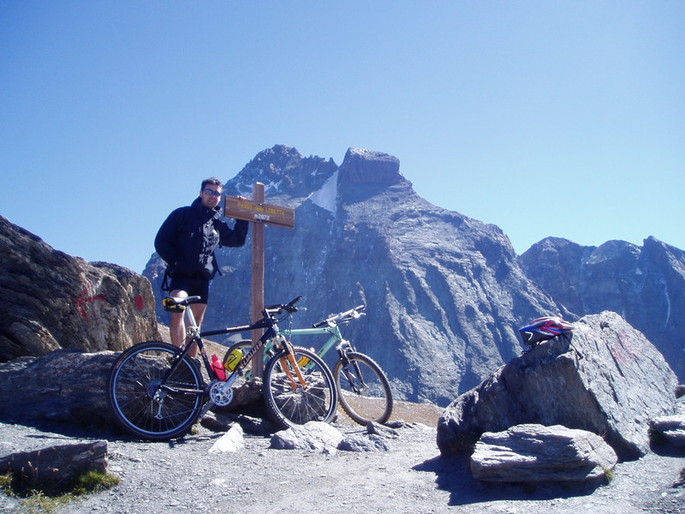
[
  {"x1": 586, "y1": 239, "x2": 641, "y2": 266},
  {"x1": 338, "y1": 148, "x2": 406, "y2": 187},
  {"x1": 225, "y1": 145, "x2": 337, "y2": 204},
  {"x1": 642, "y1": 236, "x2": 685, "y2": 272}
]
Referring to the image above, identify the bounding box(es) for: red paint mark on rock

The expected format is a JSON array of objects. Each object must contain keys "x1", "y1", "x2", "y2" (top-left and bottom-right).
[
  {"x1": 134, "y1": 294, "x2": 145, "y2": 312},
  {"x1": 76, "y1": 289, "x2": 106, "y2": 319}
]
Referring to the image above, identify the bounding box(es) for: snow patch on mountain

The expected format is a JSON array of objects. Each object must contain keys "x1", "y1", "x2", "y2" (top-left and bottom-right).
[{"x1": 309, "y1": 170, "x2": 338, "y2": 214}]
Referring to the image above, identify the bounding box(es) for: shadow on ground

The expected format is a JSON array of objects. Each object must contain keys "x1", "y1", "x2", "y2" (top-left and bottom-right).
[{"x1": 413, "y1": 455, "x2": 607, "y2": 507}]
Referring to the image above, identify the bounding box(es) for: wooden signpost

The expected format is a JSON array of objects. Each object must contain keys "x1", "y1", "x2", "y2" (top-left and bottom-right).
[
  {"x1": 225, "y1": 183, "x2": 295, "y2": 377},
  {"x1": 224, "y1": 195, "x2": 295, "y2": 229}
]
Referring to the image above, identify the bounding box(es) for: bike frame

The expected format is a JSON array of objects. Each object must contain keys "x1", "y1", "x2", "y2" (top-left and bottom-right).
[
  {"x1": 281, "y1": 323, "x2": 346, "y2": 361},
  {"x1": 166, "y1": 303, "x2": 278, "y2": 388}
]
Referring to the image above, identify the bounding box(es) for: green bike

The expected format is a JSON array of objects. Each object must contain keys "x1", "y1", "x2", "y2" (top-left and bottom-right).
[{"x1": 223, "y1": 305, "x2": 393, "y2": 426}]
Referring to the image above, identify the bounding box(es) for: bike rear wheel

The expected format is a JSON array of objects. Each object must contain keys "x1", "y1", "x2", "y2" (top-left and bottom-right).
[
  {"x1": 334, "y1": 352, "x2": 393, "y2": 425},
  {"x1": 263, "y1": 347, "x2": 338, "y2": 428},
  {"x1": 108, "y1": 341, "x2": 205, "y2": 441}
]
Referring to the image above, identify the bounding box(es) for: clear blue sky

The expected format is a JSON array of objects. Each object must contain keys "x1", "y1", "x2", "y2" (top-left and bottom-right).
[{"x1": 2, "y1": 1, "x2": 683, "y2": 273}]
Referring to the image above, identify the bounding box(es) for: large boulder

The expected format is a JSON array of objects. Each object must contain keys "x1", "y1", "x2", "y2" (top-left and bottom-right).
[
  {"x1": 0, "y1": 350, "x2": 118, "y2": 427},
  {"x1": 0, "y1": 216, "x2": 159, "y2": 361},
  {"x1": 437, "y1": 311, "x2": 679, "y2": 460},
  {"x1": 0, "y1": 349, "x2": 266, "y2": 430}
]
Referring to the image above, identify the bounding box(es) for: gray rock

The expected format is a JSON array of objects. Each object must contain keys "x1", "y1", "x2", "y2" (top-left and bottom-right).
[
  {"x1": 339, "y1": 433, "x2": 392, "y2": 452},
  {"x1": 0, "y1": 350, "x2": 118, "y2": 426},
  {"x1": 269, "y1": 421, "x2": 344, "y2": 452},
  {"x1": 337, "y1": 420, "x2": 401, "y2": 452},
  {"x1": 437, "y1": 311, "x2": 679, "y2": 460},
  {"x1": 0, "y1": 216, "x2": 159, "y2": 362},
  {"x1": 470, "y1": 424, "x2": 617, "y2": 484},
  {"x1": 650, "y1": 415, "x2": 685, "y2": 447},
  {"x1": 367, "y1": 421, "x2": 400, "y2": 439},
  {"x1": 208, "y1": 424, "x2": 245, "y2": 453},
  {"x1": 0, "y1": 440, "x2": 108, "y2": 495}
]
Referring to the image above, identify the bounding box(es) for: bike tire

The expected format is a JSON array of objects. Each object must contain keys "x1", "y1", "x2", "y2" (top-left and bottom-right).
[
  {"x1": 262, "y1": 347, "x2": 338, "y2": 428},
  {"x1": 334, "y1": 352, "x2": 393, "y2": 425},
  {"x1": 108, "y1": 341, "x2": 205, "y2": 441}
]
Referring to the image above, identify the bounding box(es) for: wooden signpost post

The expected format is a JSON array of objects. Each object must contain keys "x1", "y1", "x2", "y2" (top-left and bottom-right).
[{"x1": 224, "y1": 183, "x2": 295, "y2": 377}]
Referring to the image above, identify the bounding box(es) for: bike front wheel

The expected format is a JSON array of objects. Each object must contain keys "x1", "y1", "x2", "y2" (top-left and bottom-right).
[
  {"x1": 263, "y1": 347, "x2": 338, "y2": 428},
  {"x1": 108, "y1": 341, "x2": 205, "y2": 441},
  {"x1": 334, "y1": 352, "x2": 393, "y2": 425}
]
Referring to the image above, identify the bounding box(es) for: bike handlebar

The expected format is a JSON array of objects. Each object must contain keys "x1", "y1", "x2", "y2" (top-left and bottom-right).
[
  {"x1": 200, "y1": 296, "x2": 303, "y2": 338},
  {"x1": 200, "y1": 297, "x2": 362, "y2": 338},
  {"x1": 312, "y1": 304, "x2": 366, "y2": 328},
  {"x1": 263, "y1": 296, "x2": 303, "y2": 318}
]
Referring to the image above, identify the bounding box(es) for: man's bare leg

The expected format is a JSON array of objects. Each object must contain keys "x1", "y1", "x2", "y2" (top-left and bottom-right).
[
  {"x1": 168, "y1": 290, "x2": 207, "y2": 359},
  {"x1": 169, "y1": 289, "x2": 188, "y2": 350}
]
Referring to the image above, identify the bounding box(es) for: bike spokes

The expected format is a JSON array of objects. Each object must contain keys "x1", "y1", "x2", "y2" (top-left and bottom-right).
[
  {"x1": 263, "y1": 348, "x2": 337, "y2": 428},
  {"x1": 334, "y1": 352, "x2": 393, "y2": 426},
  {"x1": 108, "y1": 343, "x2": 205, "y2": 440}
]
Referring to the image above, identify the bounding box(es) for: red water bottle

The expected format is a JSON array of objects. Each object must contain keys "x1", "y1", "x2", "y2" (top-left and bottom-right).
[{"x1": 211, "y1": 354, "x2": 227, "y2": 381}]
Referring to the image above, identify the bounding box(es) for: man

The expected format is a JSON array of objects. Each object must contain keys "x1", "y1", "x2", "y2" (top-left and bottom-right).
[{"x1": 155, "y1": 177, "x2": 248, "y2": 356}]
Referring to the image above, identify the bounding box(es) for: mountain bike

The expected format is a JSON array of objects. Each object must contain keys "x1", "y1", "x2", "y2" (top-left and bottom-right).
[
  {"x1": 107, "y1": 296, "x2": 337, "y2": 441},
  {"x1": 222, "y1": 305, "x2": 393, "y2": 426}
]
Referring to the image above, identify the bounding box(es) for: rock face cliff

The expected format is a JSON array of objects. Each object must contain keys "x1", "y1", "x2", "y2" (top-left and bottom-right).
[
  {"x1": 520, "y1": 236, "x2": 685, "y2": 380},
  {"x1": 145, "y1": 145, "x2": 567, "y2": 405},
  {"x1": 0, "y1": 216, "x2": 159, "y2": 361}
]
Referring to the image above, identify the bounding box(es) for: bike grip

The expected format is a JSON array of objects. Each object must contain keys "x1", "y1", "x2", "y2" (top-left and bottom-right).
[{"x1": 286, "y1": 296, "x2": 303, "y2": 308}]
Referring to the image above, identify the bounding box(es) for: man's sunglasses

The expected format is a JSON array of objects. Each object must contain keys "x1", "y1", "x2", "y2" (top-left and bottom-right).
[{"x1": 202, "y1": 189, "x2": 222, "y2": 197}]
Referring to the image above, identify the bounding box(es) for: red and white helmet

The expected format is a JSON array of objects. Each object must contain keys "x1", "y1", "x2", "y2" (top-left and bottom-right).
[{"x1": 518, "y1": 316, "x2": 574, "y2": 347}]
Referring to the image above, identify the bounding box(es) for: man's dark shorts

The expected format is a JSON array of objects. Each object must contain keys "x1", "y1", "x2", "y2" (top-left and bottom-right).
[{"x1": 167, "y1": 276, "x2": 210, "y2": 304}]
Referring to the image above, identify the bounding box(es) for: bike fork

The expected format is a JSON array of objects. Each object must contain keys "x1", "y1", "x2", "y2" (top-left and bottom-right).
[
  {"x1": 342, "y1": 359, "x2": 367, "y2": 394},
  {"x1": 280, "y1": 344, "x2": 309, "y2": 391}
]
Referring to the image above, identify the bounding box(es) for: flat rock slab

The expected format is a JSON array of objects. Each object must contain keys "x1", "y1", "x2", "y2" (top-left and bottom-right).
[
  {"x1": 0, "y1": 440, "x2": 108, "y2": 495},
  {"x1": 650, "y1": 415, "x2": 685, "y2": 447},
  {"x1": 470, "y1": 424, "x2": 617, "y2": 484}
]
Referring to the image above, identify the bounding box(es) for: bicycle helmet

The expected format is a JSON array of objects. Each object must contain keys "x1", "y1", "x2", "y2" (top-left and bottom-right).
[{"x1": 518, "y1": 316, "x2": 574, "y2": 347}]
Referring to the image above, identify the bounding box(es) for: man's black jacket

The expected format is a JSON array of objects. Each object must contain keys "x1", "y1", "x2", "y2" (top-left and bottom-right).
[{"x1": 154, "y1": 197, "x2": 248, "y2": 280}]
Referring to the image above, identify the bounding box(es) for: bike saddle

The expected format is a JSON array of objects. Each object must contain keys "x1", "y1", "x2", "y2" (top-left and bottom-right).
[{"x1": 162, "y1": 296, "x2": 203, "y2": 312}]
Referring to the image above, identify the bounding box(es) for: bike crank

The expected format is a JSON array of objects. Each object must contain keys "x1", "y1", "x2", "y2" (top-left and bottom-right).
[{"x1": 209, "y1": 380, "x2": 234, "y2": 407}]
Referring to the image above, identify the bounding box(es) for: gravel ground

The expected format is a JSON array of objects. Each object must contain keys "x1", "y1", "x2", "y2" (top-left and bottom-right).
[{"x1": 1, "y1": 409, "x2": 684, "y2": 513}]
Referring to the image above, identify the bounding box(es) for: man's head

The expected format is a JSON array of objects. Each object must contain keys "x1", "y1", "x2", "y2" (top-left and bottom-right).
[{"x1": 200, "y1": 177, "x2": 223, "y2": 209}]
